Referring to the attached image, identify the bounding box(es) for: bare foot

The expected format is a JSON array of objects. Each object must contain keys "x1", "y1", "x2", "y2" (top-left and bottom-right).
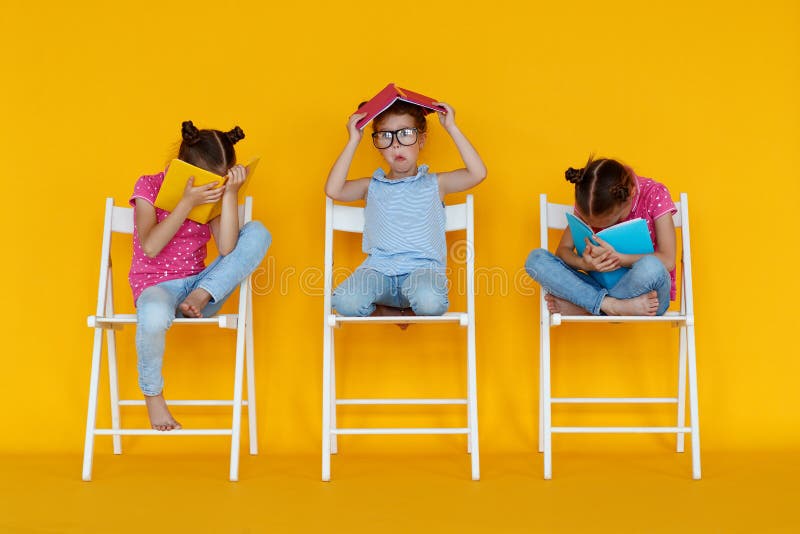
[
  {"x1": 544, "y1": 294, "x2": 589, "y2": 315},
  {"x1": 179, "y1": 288, "x2": 212, "y2": 318},
  {"x1": 144, "y1": 394, "x2": 182, "y2": 431},
  {"x1": 371, "y1": 304, "x2": 414, "y2": 330},
  {"x1": 601, "y1": 291, "x2": 659, "y2": 316}
]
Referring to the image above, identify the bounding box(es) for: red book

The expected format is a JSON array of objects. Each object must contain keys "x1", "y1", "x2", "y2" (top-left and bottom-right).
[{"x1": 355, "y1": 83, "x2": 447, "y2": 130}]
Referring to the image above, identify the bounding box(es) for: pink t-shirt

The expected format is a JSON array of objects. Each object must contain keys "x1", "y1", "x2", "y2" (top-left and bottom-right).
[
  {"x1": 581, "y1": 174, "x2": 678, "y2": 300},
  {"x1": 128, "y1": 172, "x2": 212, "y2": 303}
]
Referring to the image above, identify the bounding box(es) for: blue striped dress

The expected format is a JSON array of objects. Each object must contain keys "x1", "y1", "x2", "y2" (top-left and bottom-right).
[{"x1": 359, "y1": 164, "x2": 447, "y2": 276}]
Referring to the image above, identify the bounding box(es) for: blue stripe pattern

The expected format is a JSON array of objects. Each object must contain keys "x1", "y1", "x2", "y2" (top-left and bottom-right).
[{"x1": 359, "y1": 164, "x2": 446, "y2": 275}]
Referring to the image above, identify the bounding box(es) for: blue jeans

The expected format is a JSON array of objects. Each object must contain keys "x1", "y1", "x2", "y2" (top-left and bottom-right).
[
  {"x1": 524, "y1": 249, "x2": 670, "y2": 315},
  {"x1": 134, "y1": 221, "x2": 271, "y2": 396},
  {"x1": 332, "y1": 268, "x2": 449, "y2": 317}
]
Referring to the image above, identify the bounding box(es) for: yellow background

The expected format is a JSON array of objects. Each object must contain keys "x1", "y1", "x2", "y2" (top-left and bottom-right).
[{"x1": 1, "y1": 0, "x2": 798, "y2": 459}]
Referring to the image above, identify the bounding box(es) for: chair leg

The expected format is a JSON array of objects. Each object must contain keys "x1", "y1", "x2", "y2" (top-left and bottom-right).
[
  {"x1": 107, "y1": 328, "x2": 122, "y2": 455},
  {"x1": 538, "y1": 311, "x2": 544, "y2": 454},
  {"x1": 82, "y1": 328, "x2": 104, "y2": 481},
  {"x1": 330, "y1": 332, "x2": 338, "y2": 455},
  {"x1": 687, "y1": 324, "x2": 702, "y2": 479},
  {"x1": 322, "y1": 324, "x2": 332, "y2": 481},
  {"x1": 676, "y1": 324, "x2": 688, "y2": 453},
  {"x1": 466, "y1": 321, "x2": 480, "y2": 480},
  {"x1": 229, "y1": 313, "x2": 247, "y2": 482},
  {"x1": 542, "y1": 322, "x2": 553, "y2": 480},
  {"x1": 246, "y1": 287, "x2": 258, "y2": 456}
]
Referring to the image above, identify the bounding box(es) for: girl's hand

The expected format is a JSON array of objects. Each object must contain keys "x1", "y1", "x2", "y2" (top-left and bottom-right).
[
  {"x1": 182, "y1": 176, "x2": 225, "y2": 206},
  {"x1": 223, "y1": 164, "x2": 247, "y2": 197},
  {"x1": 582, "y1": 238, "x2": 621, "y2": 272},
  {"x1": 347, "y1": 112, "x2": 366, "y2": 143},
  {"x1": 434, "y1": 102, "x2": 456, "y2": 130}
]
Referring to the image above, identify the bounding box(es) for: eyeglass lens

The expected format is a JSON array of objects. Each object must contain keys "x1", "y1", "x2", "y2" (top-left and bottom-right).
[{"x1": 372, "y1": 128, "x2": 418, "y2": 149}]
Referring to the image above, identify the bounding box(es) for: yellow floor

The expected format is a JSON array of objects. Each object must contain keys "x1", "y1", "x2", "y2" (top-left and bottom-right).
[{"x1": 1, "y1": 450, "x2": 797, "y2": 533}]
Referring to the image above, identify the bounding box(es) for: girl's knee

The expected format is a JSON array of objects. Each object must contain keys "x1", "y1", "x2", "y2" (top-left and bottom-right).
[
  {"x1": 331, "y1": 292, "x2": 371, "y2": 317},
  {"x1": 410, "y1": 288, "x2": 448, "y2": 316},
  {"x1": 137, "y1": 305, "x2": 173, "y2": 334},
  {"x1": 241, "y1": 220, "x2": 272, "y2": 250},
  {"x1": 632, "y1": 255, "x2": 668, "y2": 281},
  {"x1": 524, "y1": 248, "x2": 551, "y2": 278}
]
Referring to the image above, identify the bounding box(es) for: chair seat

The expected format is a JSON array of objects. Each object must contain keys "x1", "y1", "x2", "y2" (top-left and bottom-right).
[
  {"x1": 88, "y1": 314, "x2": 238, "y2": 329},
  {"x1": 551, "y1": 311, "x2": 692, "y2": 326},
  {"x1": 328, "y1": 311, "x2": 468, "y2": 327}
]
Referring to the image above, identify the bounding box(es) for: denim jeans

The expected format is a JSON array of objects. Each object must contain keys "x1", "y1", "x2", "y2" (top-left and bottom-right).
[
  {"x1": 524, "y1": 248, "x2": 671, "y2": 316},
  {"x1": 134, "y1": 221, "x2": 271, "y2": 396},
  {"x1": 332, "y1": 268, "x2": 449, "y2": 317}
]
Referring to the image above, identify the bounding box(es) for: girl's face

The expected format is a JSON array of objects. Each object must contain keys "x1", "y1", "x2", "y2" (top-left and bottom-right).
[{"x1": 373, "y1": 113, "x2": 426, "y2": 179}]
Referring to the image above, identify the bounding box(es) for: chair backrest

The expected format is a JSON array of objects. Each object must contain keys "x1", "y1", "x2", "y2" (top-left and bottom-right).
[
  {"x1": 323, "y1": 195, "x2": 475, "y2": 313},
  {"x1": 539, "y1": 193, "x2": 694, "y2": 315},
  {"x1": 330, "y1": 199, "x2": 470, "y2": 233},
  {"x1": 107, "y1": 199, "x2": 252, "y2": 236},
  {"x1": 95, "y1": 197, "x2": 253, "y2": 317}
]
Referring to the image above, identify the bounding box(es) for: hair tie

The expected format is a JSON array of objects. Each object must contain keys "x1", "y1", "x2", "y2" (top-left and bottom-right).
[
  {"x1": 565, "y1": 167, "x2": 584, "y2": 184},
  {"x1": 226, "y1": 126, "x2": 245, "y2": 144},
  {"x1": 610, "y1": 183, "x2": 630, "y2": 201},
  {"x1": 181, "y1": 121, "x2": 201, "y2": 145}
]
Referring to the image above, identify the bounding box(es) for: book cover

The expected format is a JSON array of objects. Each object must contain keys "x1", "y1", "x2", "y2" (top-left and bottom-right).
[
  {"x1": 154, "y1": 157, "x2": 259, "y2": 224},
  {"x1": 565, "y1": 212, "x2": 655, "y2": 289},
  {"x1": 355, "y1": 83, "x2": 447, "y2": 130}
]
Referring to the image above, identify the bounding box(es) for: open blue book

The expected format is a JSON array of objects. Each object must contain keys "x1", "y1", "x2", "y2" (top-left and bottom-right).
[{"x1": 566, "y1": 212, "x2": 655, "y2": 289}]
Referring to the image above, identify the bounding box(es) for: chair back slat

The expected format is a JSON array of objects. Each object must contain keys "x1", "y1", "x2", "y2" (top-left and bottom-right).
[
  {"x1": 545, "y1": 203, "x2": 573, "y2": 230},
  {"x1": 332, "y1": 205, "x2": 366, "y2": 233},
  {"x1": 332, "y1": 202, "x2": 468, "y2": 234},
  {"x1": 545, "y1": 199, "x2": 684, "y2": 230},
  {"x1": 671, "y1": 201, "x2": 682, "y2": 227},
  {"x1": 109, "y1": 197, "x2": 252, "y2": 236},
  {"x1": 111, "y1": 206, "x2": 134, "y2": 234},
  {"x1": 444, "y1": 203, "x2": 468, "y2": 231}
]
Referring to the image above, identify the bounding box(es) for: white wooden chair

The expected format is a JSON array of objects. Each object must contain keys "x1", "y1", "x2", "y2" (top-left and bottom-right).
[
  {"x1": 322, "y1": 195, "x2": 480, "y2": 481},
  {"x1": 537, "y1": 193, "x2": 701, "y2": 479},
  {"x1": 83, "y1": 197, "x2": 258, "y2": 481}
]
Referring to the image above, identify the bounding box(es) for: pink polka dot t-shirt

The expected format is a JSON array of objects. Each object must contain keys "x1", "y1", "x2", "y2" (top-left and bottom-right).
[{"x1": 128, "y1": 172, "x2": 211, "y2": 303}]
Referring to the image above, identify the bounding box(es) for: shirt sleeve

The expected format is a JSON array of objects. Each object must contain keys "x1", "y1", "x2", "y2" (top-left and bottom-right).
[
  {"x1": 646, "y1": 182, "x2": 677, "y2": 221},
  {"x1": 129, "y1": 174, "x2": 161, "y2": 207}
]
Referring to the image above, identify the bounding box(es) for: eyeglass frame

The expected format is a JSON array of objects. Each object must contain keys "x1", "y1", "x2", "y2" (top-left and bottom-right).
[{"x1": 371, "y1": 127, "x2": 420, "y2": 149}]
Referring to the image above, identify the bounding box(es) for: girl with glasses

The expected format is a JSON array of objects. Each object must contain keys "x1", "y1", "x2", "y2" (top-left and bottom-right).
[{"x1": 325, "y1": 98, "x2": 487, "y2": 319}]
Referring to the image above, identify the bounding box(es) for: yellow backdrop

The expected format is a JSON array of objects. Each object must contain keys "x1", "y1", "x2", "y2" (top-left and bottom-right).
[{"x1": 1, "y1": 0, "x2": 797, "y2": 456}]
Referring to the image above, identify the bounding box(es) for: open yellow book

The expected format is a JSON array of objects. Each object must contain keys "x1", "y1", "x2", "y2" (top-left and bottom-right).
[{"x1": 154, "y1": 157, "x2": 260, "y2": 223}]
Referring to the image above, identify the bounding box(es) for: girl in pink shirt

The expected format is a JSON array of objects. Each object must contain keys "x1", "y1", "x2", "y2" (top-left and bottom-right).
[
  {"x1": 130, "y1": 121, "x2": 270, "y2": 431},
  {"x1": 525, "y1": 157, "x2": 676, "y2": 316}
]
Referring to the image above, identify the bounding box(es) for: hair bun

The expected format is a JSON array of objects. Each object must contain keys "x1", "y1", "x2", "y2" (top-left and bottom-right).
[
  {"x1": 565, "y1": 167, "x2": 584, "y2": 184},
  {"x1": 181, "y1": 121, "x2": 201, "y2": 145},
  {"x1": 226, "y1": 126, "x2": 245, "y2": 144},
  {"x1": 610, "y1": 183, "x2": 630, "y2": 201}
]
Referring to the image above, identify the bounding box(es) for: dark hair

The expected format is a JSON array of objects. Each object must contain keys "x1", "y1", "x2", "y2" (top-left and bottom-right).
[
  {"x1": 369, "y1": 100, "x2": 428, "y2": 133},
  {"x1": 565, "y1": 156, "x2": 634, "y2": 217},
  {"x1": 177, "y1": 121, "x2": 244, "y2": 174}
]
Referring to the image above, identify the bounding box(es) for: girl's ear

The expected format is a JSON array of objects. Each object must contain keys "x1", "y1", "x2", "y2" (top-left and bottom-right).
[{"x1": 419, "y1": 131, "x2": 428, "y2": 149}]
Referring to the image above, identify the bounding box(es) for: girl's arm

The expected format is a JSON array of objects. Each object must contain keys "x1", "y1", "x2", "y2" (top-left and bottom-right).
[
  {"x1": 135, "y1": 177, "x2": 224, "y2": 258},
  {"x1": 600, "y1": 213, "x2": 676, "y2": 271},
  {"x1": 434, "y1": 103, "x2": 487, "y2": 197},
  {"x1": 324, "y1": 112, "x2": 371, "y2": 202},
  {"x1": 208, "y1": 164, "x2": 247, "y2": 255}
]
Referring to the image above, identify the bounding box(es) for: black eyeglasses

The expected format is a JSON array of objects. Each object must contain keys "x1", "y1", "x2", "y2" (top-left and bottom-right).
[{"x1": 371, "y1": 127, "x2": 419, "y2": 149}]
